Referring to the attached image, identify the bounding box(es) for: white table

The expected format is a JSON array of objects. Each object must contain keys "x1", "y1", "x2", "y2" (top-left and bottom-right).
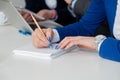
[{"x1": 0, "y1": 26, "x2": 120, "y2": 80}]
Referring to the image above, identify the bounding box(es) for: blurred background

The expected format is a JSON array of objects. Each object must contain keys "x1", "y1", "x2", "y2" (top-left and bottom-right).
[{"x1": 9, "y1": 0, "x2": 25, "y2": 8}]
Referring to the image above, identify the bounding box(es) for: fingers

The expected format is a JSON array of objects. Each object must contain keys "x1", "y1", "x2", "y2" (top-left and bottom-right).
[
  {"x1": 45, "y1": 28, "x2": 53, "y2": 42},
  {"x1": 37, "y1": 9, "x2": 52, "y2": 19},
  {"x1": 19, "y1": 10, "x2": 25, "y2": 16},
  {"x1": 32, "y1": 32, "x2": 48, "y2": 48},
  {"x1": 64, "y1": 0, "x2": 72, "y2": 5},
  {"x1": 32, "y1": 28, "x2": 49, "y2": 48},
  {"x1": 57, "y1": 36, "x2": 96, "y2": 50},
  {"x1": 23, "y1": 13, "x2": 32, "y2": 22},
  {"x1": 19, "y1": 10, "x2": 32, "y2": 22},
  {"x1": 37, "y1": 10, "x2": 45, "y2": 18},
  {"x1": 35, "y1": 28, "x2": 48, "y2": 42},
  {"x1": 64, "y1": 41, "x2": 77, "y2": 49},
  {"x1": 32, "y1": 28, "x2": 53, "y2": 48},
  {"x1": 58, "y1": 37, "x2": 79, "y2": 49}
]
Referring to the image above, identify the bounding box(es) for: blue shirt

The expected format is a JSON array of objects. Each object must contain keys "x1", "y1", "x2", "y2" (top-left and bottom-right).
[{"x1": 56, "y1": 0, "x2": 120, "y2": 62}]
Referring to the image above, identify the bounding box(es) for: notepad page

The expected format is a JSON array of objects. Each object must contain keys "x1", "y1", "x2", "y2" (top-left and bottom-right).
[{"x1": 13, "y1": 43, "x2": 77, "y2": 59}]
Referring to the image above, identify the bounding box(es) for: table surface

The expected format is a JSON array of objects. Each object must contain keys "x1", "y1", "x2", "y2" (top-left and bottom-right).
[{"x1": 0, "y1": 26, "x2": 120, "y2": 80}]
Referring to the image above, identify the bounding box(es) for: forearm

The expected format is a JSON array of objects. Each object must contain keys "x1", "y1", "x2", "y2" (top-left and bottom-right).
[
  {"x1": 55, "y1": 21, "x2": 95, "y2": 41},
  {"x1": 52, "y1": 29, "x2": 120, "y2": 62}
]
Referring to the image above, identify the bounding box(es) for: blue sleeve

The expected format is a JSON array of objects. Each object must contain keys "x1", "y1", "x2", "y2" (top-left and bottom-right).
[
  {"x1": 56, "y1": 0, "x2": 106, "y2": 41},
  {"x1": 99, "y1": 38, "x2": 120, "y2": 62}
]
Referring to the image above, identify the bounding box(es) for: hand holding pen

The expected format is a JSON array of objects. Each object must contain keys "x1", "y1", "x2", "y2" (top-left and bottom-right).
[
  {"x1": 32, "y1": 28, "x2": 53, "y2": 48},
  {"x1": 31, "y1": 14, "x2": 53, "y2": 48}
]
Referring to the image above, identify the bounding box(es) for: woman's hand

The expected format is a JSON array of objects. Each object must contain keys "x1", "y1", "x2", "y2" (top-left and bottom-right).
[
  {"x1": 64, "y1": 0, "x2": 72, "y2": 5},
  {"x1": 58, "y1": 36, "x2": 96, "y2": 50},
  {"x1": 32, "y1": 28, "x2": 54, "y2": 48},
  {"x1": 19, "y1": 10, "x2": 33, "y2": 22},
  {"x1": 37, "y1": 9, "x2": 56, "y2": 19}
]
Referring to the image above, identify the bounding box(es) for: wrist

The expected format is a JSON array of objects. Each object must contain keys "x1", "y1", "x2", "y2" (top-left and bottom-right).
[
  {"x1": 94, "y1": 35, "x2": 106, "y2": 51},
  {"x1": 51, "y1": 29, "x2": 60, "y2": 43}
]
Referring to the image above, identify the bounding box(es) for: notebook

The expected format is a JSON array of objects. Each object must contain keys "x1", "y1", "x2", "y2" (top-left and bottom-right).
[{"x1": 13, "y1": 43, "x2": 77, "y2": 59}]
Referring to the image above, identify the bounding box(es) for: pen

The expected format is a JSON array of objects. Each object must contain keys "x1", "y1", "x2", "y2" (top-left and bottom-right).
[
  {"x1": 30, "y1": 13, "x2": 52, "y2": 48},
  {"x1": 30, "y1": 13, "x2": 45, "y2": 37}
]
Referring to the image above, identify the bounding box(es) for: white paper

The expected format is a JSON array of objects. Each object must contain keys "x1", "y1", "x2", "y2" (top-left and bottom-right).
[{"x1": 13, "y1": 43, "x2": 77, "y2": 59}]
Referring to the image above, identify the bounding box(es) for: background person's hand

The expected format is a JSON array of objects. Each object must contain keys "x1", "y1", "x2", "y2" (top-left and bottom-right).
[
  {"x1": 32, "y1": 28, "x2": 54, "y2": 48},
  {"x1": 58, "y1": 36, "x2": 96, "y2": 50},
  {"x1": 19, "y1": 10, "x2": 33, "y2": 22},
  {"x1": 37, "y1": 9, "x2": 56, "y2": 20},
  {"x1": 64, "y1": 0, "x2": 72, "y2": 5}
]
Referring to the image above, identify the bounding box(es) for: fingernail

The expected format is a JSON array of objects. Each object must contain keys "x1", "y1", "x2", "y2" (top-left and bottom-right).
[
  {"x1": 48, "y1": 43, "x2": 52, "y2": 47},
  {"x1": 55, "y1": 45, "x2": 60, "y2": 49},
  {"x1": 47, "y1": 37, "x2": 51, "y2": 42}
]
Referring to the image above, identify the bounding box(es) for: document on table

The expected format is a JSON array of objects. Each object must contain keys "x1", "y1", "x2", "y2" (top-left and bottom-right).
[{"x1": 13, "y1": 43, "x2": 77, "y2": 59}]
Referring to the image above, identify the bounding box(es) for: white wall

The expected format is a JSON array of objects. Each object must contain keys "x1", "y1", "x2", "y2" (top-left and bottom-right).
[{"x1": 9, "y1": 0, "x2": 25, "y2": 8}]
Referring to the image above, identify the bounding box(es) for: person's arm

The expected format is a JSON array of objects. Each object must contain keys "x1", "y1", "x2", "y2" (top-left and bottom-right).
[
  {"x1": 55, "y1": 0, "x2": 106, "y2": 41},
  {"x1": 99, "y1": 38, "x2": 120, "y2": 62},
  {"x1": 55, "y1": 0, "x2": 120, "y2": 62}
]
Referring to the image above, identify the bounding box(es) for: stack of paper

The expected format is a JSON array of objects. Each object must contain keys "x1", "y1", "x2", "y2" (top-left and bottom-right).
[{"x1": 13, "y1": 43, "x2": 77, "y2": 59}]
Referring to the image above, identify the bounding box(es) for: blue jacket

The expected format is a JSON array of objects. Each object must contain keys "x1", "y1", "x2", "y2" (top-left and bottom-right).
[
  {"x1": 25, "y1": 0, "x2": 76, "y2": 26},
  {"x1": 56, "y1": 0, "x2": 120, "y2": 62}
]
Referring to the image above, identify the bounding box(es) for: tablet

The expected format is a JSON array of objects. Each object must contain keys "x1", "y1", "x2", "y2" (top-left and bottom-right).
[
  {"x1": 0, "y1": 0, "x2": 33, "y2": 33},
  {"x1": 16, "y1": 7, "x2": 45, "y2": 21}
]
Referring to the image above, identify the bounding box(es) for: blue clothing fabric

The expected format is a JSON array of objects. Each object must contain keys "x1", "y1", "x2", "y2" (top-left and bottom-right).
[
  {"x1": 25, "y1": 0, "x2": 76, "y2": 26},
  {"x1": 56, "y1": 0, "x2": 120, "y2": 62}
]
